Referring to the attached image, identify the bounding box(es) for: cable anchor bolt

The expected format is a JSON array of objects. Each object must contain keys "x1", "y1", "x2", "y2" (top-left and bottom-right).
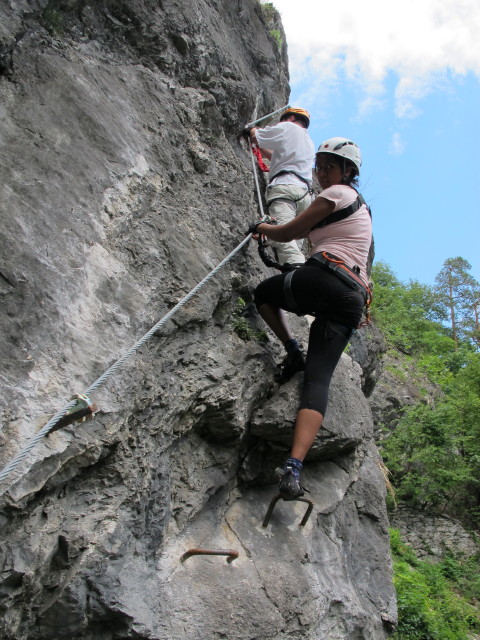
[{"x1": 48, "y1": 394, "x2": 98, "y2": 435}]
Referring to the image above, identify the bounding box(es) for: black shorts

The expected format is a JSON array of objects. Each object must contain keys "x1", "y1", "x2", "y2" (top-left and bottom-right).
[
  {"x1": 254, "y1": 262, "x2": 365, "y2": 328},
  {"x1": 254, "y1": 262, "x2": 365, "y2": 416}
]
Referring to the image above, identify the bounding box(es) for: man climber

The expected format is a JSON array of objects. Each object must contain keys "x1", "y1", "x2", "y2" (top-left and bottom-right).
[{"x1": 248, "y1": 107, "x2": 315, "y2": 269}]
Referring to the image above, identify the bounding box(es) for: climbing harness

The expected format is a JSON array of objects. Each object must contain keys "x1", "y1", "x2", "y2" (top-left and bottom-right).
[
  {"x1": 245, "y1": 138, "x2": 292, "y2": 272},
  {"x1": 257, "y1": 235, "x2": 295, "y2": 273},
  {"x1": 269, "y1": 169, "x2": 314, "y2": 195},
  {"x1": 309, "y1": 251, "x2": 372, "y2": 326},
  {"x1": 262, "y1": 493, "x2": 314, "y2": 528},
  {"x1": 309, "y1": 192, "x2": 373, "y2": 325},
  {"x1": 250, "y1": 218, "x2": 296, "y2": 274},
  {"x1": 310, "y1": 252, "x2": 371, "y2": 304},
  {"x1": 254, "y1": 184, "x2": 373, "y2": 323},
  {"x1": 310, "y1": 193, "x2": 369, "y2": 230},
  {"x1": 266, "y1": 186, "x2": 311, "y2": 209},
  {"x1": 282, "y1": 269, "x2": 298, "y2": 307},
  {"x1": 251, "y1": 148, "x2": 314, "y2": 203},
  {"x1": 246, "y1": 123, "x2": 312, "y2": 273},
  {"x1": 180, "y1": 548, "x2": 239, "y2": 564}
]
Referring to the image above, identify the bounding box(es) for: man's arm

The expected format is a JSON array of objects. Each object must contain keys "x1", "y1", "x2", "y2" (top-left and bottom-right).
[{"x1": 249, "y1": 127, "x2": 272, "y2": 160}]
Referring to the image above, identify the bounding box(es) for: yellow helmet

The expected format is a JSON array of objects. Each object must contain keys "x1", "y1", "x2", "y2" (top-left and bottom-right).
[{"x1": 280, "y1": 107, "x2": 310, "y2": 128}]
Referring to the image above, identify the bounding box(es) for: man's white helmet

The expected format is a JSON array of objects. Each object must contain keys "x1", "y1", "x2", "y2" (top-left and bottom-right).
[{"x1": 317, "y1": 137, "x2": 362, "y2": 172}]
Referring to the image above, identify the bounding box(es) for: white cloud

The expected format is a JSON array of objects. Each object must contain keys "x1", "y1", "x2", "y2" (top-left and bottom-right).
[
  {"x1": 271, "y1": 0, "x2": 480, "y2": 117},
  {"x1": 390, "y1": 132, "x2": 405, "y2": 155}
]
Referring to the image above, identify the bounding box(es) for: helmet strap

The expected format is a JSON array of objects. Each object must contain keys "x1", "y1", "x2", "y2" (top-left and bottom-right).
[{"x1": 341, "y1": 159, "x2": 355, "y2": 185}]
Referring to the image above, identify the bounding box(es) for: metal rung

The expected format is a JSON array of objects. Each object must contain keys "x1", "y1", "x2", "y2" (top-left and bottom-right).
[
  {"x1": 180, "y1": 548, "x2": 239, "y2": 564},
  {"x1": 262, "y1": 493, "x2": 314, "y2": 528}
]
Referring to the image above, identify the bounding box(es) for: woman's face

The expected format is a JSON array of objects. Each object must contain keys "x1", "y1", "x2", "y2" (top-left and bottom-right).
[{"x1": 315, "y1": 154, "x2": 344, "y2": 189}]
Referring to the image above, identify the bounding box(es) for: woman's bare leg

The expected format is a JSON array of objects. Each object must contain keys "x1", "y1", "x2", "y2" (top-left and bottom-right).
[
  {"x1": 278, "y1": 409, "x2": 324, "y2": 499},
  {"x1": 257, "y1": 302, "x2": 293, "y2": 344},
  {"x1": 290, "y1": 408, "x2": 324, "y2": 461}
]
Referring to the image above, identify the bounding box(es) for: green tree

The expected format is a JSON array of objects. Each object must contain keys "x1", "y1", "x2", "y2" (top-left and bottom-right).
[
  {"x1": 372, "y1": 259, "x2": 480, "y2": 526},
  {"x1": 390, "y1": 529, "x2": 480, "y2": 640},
  {"x1": 447, "y1": 352, "x2": 480, "y2": 522},
  {"x1": 371, "y1": 262, "x2": 449, "y2": 356},
  {"x1": 382, "y1": 402, "x2": 474, "y2": 513},
  {"x1": 462, "y1": 282, "x2": 480, "y2": 347},
  {"x1": 382, "y1": 352, "x2": 480, "y2": 526},
  {"x1": 435, "y1": 257, "x2": 477, "y2": 350}
]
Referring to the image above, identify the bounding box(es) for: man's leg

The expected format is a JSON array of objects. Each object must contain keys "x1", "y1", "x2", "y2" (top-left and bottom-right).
[{"x1": 266, "y1": 185, "x2": 309, "y2": 266}]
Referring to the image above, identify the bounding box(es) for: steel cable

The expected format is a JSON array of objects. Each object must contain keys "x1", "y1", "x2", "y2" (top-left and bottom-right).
[{"x1": 0, "y1": 137, "x2": 269, "y2": 486}]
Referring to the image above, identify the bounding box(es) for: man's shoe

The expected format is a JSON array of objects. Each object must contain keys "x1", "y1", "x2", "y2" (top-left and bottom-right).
[
  {"x1": 277, "y1": 348, "x2": 305, "y2": 382},
  {"x1": 275, "y1": 465, "x2": 305, "y2": 500}
]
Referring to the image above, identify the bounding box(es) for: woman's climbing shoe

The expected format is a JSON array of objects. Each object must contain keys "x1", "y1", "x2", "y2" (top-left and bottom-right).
[
  {"x1": 277, "y1": 348, "x2": 306, "y2": 383},
  {"x1": 275, "y1": 464, "x2": 305, "y2": 500}
]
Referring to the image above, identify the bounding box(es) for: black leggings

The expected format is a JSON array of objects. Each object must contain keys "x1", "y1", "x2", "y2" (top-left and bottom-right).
[{"x1": 254, "y1": 262, "x2": 365, "y2": 416}]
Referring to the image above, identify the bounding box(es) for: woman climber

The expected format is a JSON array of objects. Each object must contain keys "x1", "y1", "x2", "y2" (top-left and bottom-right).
[{"x1": 248, "y1": 137, "x2": 372, "y2": 500}]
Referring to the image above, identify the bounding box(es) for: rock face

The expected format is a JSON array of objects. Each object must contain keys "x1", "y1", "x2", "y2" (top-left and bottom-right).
[
  {"x1": 389, "y1": 506, "x2": 479, "y2": 560},
  {"x1": 0, "y1": 1, "x2": 396, "y2": 638},
  {"x1": 349, "y1": 323, "x2": 387, "y2": 398}
]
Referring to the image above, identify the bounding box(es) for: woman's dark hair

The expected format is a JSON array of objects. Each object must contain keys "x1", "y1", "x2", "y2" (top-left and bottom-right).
[{"x1": 315, "y1": 152, "x2": 359, "y2": 188}]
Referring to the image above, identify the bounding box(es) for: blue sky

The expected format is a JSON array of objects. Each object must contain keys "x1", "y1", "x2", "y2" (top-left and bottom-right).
[{"x1": 268, "y1": 0, "x2": 480, "y2": 286}]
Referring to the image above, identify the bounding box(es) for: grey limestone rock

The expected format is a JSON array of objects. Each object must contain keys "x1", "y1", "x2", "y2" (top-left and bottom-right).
[
  {"x1": 389, "y1": 506, "x2": 479, "y2": 560},
  {"x1": 0, "y1": 1, "x2": 396, "y2": 638},
  {"x1": 349, "y1": 322, "x2": 387, "y2": 396}
]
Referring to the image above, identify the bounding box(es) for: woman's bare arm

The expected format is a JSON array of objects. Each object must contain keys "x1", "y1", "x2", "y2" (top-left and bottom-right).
[{"x1": 256, "y1": 196, "x2": 335, "y2": 242}]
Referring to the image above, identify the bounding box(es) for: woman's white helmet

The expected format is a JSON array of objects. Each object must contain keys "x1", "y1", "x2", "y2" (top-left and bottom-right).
[{"x1": 317, "y1": 137, "x2": 362, "y2": 172}]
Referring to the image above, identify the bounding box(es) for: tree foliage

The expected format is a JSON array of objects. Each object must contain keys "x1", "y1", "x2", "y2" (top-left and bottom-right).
[
  {"x1": 371, "y1": 261, "x2": 451, "y2": 356},
  {"x1": 435, "y1": 257, "x2": 479, "y2": 349},
  {"x1": 371, "y1": 258, "x2": 480, "y2": 527},
  {"x1": 390, "y1": 529, "x2": 480, "y2": 640}
]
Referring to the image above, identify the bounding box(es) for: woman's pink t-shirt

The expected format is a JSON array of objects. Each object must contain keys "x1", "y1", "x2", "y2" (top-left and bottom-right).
[{"x1": 308, "y1": 185, "x2": 372, "y2": 287}]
